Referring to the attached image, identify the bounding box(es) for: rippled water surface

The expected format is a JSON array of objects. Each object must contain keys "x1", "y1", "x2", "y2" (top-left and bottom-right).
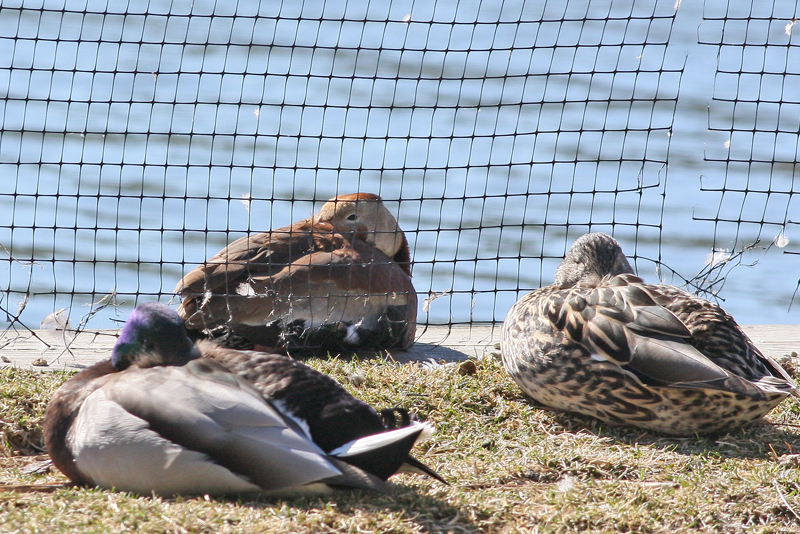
[{"x1": 1, "y1": 0, "x2": 799, "y2": 330}]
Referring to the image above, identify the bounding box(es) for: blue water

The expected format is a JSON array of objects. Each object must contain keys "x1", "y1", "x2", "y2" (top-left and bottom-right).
[{"x1": 1, "y1": 0, "x2": 799, "y2": 331}]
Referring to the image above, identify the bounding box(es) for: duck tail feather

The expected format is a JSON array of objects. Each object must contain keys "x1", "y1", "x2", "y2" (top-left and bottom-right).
[
  {"x1": 400, "y1": 456, "x2": 448, "y2": 484},
  {"x1": 329, "y1": 423, "x2": 426, "y2": 481}
]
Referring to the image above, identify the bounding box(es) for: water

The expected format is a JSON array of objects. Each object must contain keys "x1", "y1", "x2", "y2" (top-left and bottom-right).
[{"x1": 0, "y1": 0, "x2": 799, "y2": 331}]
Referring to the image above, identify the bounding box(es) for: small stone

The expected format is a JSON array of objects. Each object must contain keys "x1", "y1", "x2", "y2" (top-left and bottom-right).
[
  {"x1": 777, "y1": 358, "x2": 797, "y2": 376},
  {"x1": 31, "y1": 358, "x2": 49, "y2": 367},
  {"x1": 1, "y1": 356, "x2": 9, "y2": 363},
  {"x1": 493, "y1": 342, "x2": 501, "y2": 350},
  {"x1": 348, "y1": 372, "x2": 366, "y2": 387},
  {"x1": 458, "y1": 360, "x2": 478, "y2": 376}
]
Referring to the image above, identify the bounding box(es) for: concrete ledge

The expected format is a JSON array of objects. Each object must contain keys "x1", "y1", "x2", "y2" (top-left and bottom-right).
[{"x1": 0, "y1": 324, "x2": 798, "y2": 371}]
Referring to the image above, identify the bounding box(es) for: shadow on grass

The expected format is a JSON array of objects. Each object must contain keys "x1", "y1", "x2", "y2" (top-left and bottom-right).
[
  {"x1": 225, "y1": 483, "x2": 479, "y2": 534},
  {"x1": 504, "y1": 385, "x2": 800, "y2": 461},
  {"x1": 546, "y1": 408, "x2": 800, "y2": 460}
]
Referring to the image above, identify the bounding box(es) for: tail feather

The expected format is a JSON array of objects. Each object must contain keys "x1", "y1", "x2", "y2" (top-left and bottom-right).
[
  {"x1": 330, "y1": 423, "x2": 427, "y2": 481},
  {"x1": 400, "y1": 455, "x2": 447, "y2": 485}
]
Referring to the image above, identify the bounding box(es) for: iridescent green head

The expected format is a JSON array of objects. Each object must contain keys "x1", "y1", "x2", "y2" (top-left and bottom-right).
[{"x1": 112, "y1": 302, "x2": 199, "y2": 370}]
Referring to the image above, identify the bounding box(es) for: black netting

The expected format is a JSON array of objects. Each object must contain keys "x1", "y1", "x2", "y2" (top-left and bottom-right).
[
  {"x1": 0, "y1": 0, "x2": 797, "y2": 335},
  {"x1": 696, "y1": 0, "x2": 800, "y2": 301}
]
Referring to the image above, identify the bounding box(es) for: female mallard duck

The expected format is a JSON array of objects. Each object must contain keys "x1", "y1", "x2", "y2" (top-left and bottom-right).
[
  {"x1": 173, "y1": 193, "x2": 416, "y2": 354},
  {"x1": 501, "y1": 232, "x2": 797, "y2": 435},
  {"x1": 43, "y1": 303, "x2": 438, "y2": 496}
]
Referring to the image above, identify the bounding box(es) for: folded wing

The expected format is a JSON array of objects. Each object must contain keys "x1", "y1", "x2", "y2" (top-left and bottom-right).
[
  {"x1": 71, "y1": 360, "x2": 386, "y2": 496},
  {"x1": 549, "y1": 274, "x2": 770, "y2": 400}
]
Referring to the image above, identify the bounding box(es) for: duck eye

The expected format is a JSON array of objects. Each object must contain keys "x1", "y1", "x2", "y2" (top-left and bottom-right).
[{"x1": 346, "y1": 213, "x2": 358, "y2": 221}]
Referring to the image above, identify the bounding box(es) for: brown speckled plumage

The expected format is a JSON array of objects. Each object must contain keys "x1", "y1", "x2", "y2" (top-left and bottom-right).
[{"x1": 501, "y1": 233, "x2": 796, "y2": 435}]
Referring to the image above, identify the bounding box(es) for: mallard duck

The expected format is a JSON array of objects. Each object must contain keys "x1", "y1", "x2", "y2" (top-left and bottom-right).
[
  {"x1": 173, "y1": 193, "x2": 416, "y2": 354},
  {"x1": 43, "y1": 303, "x2": 436, "y2": 496},
  {"x1": 197, "y1": 340, "x2": 445, "y2": 483},
  {"x1": 501, "y1": 232, "x2": 797, "y2": 435}
]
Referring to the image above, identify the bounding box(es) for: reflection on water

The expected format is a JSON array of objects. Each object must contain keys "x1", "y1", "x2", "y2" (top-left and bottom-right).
[{"x1": 1, "y1": 0, "x2": 799, "y2": 330}]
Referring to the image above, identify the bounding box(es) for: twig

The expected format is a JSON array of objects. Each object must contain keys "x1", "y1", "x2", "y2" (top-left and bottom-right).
[
  {"x1": 49, "y1": 291, "x2": 122, "y2": 364},
  {"x1": 75, "y1": 291, "x2": 120, "y2": 332},
  {"x1": 652, "y1": 239, "x2": 768, "y2": 302},
  {"x1": 775, "y1": 481, "x2": 800, "y2": 522},
  {"x1": 790, "y1": 280, "x2": 800, "y2": 312},
  {"x1": 0, "y1": 483, "x2": 71, "y2": 493},
  {"x1": 0, "y1": 302, "x2": 52, "y2": 350},
  {"x1": 770, "y1": 422, "x2": 800, "y2": 430},
  {"x1": 0, "y1": 242, "x2": 42, "y2": 268},
  {"x1": 686, "y1": 240, "x2": 763, "y2": 299}
]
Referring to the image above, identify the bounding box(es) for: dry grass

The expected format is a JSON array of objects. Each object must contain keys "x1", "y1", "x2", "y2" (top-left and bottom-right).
[{"x1": 2, "y1": 354, "x2": 800, "y2": 533}]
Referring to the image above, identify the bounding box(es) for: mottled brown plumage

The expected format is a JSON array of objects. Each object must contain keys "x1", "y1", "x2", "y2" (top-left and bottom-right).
[
  {"x1": 501, "y1": 232, "x2": 796, "y2": 435},
  {"x1": 174, "y1": 193, "x2": 416, "y2": 353}
]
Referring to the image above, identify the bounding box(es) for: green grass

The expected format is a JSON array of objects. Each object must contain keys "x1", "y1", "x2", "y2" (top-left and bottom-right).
[{"x1": 3, "y1": 355, "x2": 800, "y2": 533}]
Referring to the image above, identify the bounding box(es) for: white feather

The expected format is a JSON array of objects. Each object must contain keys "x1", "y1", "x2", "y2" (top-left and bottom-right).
[
  {"x1": 271, "y1": 399, "x2": 312, "y2": 439},
  {"x1": 343, "y1": 323, "x2": 360, "y2": 344},
  {"x1": 236, "y1": 282, "x2": 256, "y2": 297},
  {"x1": 329, "y1": 421, "x2": 433, "y2": 457}
]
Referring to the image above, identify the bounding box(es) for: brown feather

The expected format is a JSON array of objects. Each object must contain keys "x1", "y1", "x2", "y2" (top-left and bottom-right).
[{"x1": 174, "y1": 194, "x2": 416, "y2": 351}]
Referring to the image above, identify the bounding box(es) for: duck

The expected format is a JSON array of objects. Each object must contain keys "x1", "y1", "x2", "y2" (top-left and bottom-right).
[
  {"x1": 198, "y1": 340, "x2": 446, "y2": 484},
  {"x1": 43, "y1": 302, "x2": 438, "y2": 496},
  {"x1": 501, "y1": 232, "x2": 797, "y2": 435},
  {"x1": 173, "y1": 193, "x2": 416, "y2": 354}
]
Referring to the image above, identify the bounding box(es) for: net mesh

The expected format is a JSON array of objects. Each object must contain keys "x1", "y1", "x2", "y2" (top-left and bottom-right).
[
  {"x1": 695, "y1": 0, "x2": 800, "y2": 299},
  {"x1": 0, "y1": 0, "x2": 797, "y2": 336}
]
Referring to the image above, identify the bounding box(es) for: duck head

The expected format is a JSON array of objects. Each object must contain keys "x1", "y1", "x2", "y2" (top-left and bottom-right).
[
  {"x1": 112, "y1": 302, "x2": 200, "y2": 370},
  {"x1": 554, "y1": 233, "x2": 635, "y2": 288},
  {"x1": 314, "y1": 193, "x2": 409, "y2": 265}
]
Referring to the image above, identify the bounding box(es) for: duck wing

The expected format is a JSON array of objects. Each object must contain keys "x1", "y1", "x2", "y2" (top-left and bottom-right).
[
  {"x1": 175, "y1": 219, "x2": 320, "y2": 327},
  {"x1": 198, "y1": 342, "x2": 444, "y2": 483},
  {"x1": 175, "y1": 220, "x2": 319, "y2": 295},
  {"x1": 72, "y1": 358, "x2": 386, "y2": 495},
  {"x1": 655, "y1": 283, "x2": 797, "y2": 395},
  {"x1": 329, "y1": 422, "x2": 441, "y2": 482},
  {"x1": 175, "y1": 222, "x2": 416, "y2": 344},
  {"x1": 198, "y1": 341, "x2": 388, "y2": 450},
  {"x1": 549, "y1": 274, "x2": 769, "y2": 399},
  {"x1": 250, "y1": 239, "x2": 414, "y2": 320}
]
